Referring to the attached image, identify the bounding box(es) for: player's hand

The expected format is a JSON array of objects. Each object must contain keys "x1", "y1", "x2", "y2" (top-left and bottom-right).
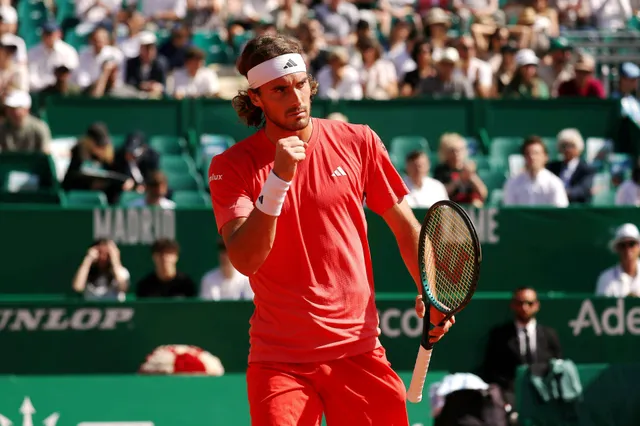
[
  {"x1": 429, "y1": 306, "x2": 455, "y2": 344},
  {"x1": 273, "y1": 136, "x2": 307, "y2": 182},
  {"x1": 415, "y1": 294, "x2": 426, "y2": 318}
]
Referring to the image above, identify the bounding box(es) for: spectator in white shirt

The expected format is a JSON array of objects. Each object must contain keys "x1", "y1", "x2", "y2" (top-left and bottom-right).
[
  {"x1": 166, "y1": 47, "x2": 219, "y2": 99},
  {"x1": 456, "y1": 35, "x2": 493, "y2": 98},
  {"x1": 316, "y1": 47, "x2": 363, "y2": 100},
  {"x1": 357, "y1": 37, "x2": 398, "y2": 100},
  {"x1": 141, "y1": 0, "x2": 187, "y2": 28},
  {"x1": 0, "y1": 35, "x2": 27, "y2": 97},
  {"x1": 0, "y1": 6, "x2": 26, "y2": 66},
  {"x1": 503, "y1": 135, "x2": 569, "y2": 207},
  {"x1": 28, "y1": 22, "x2": 79, "y2": 91},
  {"x1": 595, "y1": 223, "x2": 640, "y2": 297},
  {"x1": 200, "y1": 240, "x2": 253, "y2": 301},
  {"x1": 128, "y1": 170, "x2": 176, "y2": 209},
  {"x1": 403, "y1": 150, "x2": 449, "y2": 208},
  {"x1": 73, "y1": 26, "x2": 124, "y2": 89}
]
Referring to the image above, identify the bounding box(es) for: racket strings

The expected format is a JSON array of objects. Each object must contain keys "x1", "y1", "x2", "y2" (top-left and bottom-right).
[{"x1": 423, "y1": 205, "x2": 476, "y2": 312}]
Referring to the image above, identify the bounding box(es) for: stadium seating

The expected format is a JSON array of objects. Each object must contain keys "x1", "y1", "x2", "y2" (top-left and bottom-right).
[
  {"x1": 64, "y1": 190, "x2": 108, "y2": 207},
  {"x1": 172, "y1": 190, "x2": 209, "y2": 207}
]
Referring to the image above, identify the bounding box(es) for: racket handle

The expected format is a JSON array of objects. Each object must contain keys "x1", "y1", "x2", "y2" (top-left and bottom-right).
[{"x1": 406, "y1": 345, "x2": 433, "y2": 404}]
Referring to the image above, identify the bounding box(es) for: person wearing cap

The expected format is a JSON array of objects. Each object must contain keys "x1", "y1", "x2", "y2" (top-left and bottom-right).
[
  {"x1": 418, "y1": 47, "x2": 475, "y2": 99},
  {"x1": 27, "y1": 21, "x2": 79, "y2": 91},
  {"x1": 0, "y1": 33, "x2": 28, "y2": 94},
  {"x1": 424, "y1": 8, "x2": 451, "y2": 58},
  {"x1": 546, "y1": 128, "x2": 595, "y2": 204},
  {"x1": 503, "y1": 49, "x2": 549, "y2": 98},
  {"x1": 611, "y1": 62, "x2": 639, "y2": 99},
  {"x1": 0, "y1": 5, "x2": 26, "y2": 65},
  {"x1": 124, "y1": 31, "x2": 167, "y2": 98},
  {"x1": 166, "y1": 46, "x2": 220, "y2": 99},
  {"x1": 0, "y1": 90, "x2": 51, "y2": 153},
  {"x1": 557, "y1": 53, "x2": 605, "y2": 98},
  {"x1": 316, "y1": 46, "x2": 363, "y2": 100},
  {"x1": 72, "y1": 26, "x2": 124, "y2": 89},
  {"x1": 595, "y1": 223, "x2": 640, "y2": 297},
  {"x1": 536, "y1": 37, "x2": 574, "y2": 97},
  {"x1": 127, "y1": 170, "x2": 176, "y2": 209}
]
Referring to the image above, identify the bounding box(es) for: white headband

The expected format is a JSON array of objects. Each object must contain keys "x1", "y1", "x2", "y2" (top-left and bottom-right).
[{"x1": 247, "y1": 53, "x2": 307, "y2": 89}]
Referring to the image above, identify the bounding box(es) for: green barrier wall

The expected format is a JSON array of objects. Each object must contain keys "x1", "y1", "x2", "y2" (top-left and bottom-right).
[
  {"x1": 42, "y1": 97, "x2": 621, "y2": 147},
  {"x1": 0, "y1": 372, "x2": 444, "y2": 426},
  {"x1": 0, "y1": 297, "x2": 638, "y2": 375},
  {"x1": 1, "y1": 206, "x2": 639, "y2": 295}
]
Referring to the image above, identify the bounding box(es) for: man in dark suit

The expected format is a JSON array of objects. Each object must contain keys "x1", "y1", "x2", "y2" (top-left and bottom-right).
[
  {"x1": 482, "y1": 287, "x2": 562, "y2": 409},
  {"x1": 124, "y1": 31, "x2": 168, "y2": 98},
  {"x1": 546, "y1": 128, "x2": 595, "y2": 204}
]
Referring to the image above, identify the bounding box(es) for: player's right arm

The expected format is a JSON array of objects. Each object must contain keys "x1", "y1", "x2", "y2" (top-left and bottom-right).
[{"x1": 210, "y1": 137, "x2": 306, "y2": 275}]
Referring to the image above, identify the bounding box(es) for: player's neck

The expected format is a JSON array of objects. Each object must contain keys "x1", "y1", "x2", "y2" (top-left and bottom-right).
[{"x1": 264, "y1": 119, "x2": 313, "y2": 144}]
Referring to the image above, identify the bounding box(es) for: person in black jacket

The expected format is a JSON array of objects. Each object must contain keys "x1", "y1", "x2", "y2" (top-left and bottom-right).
[
  {"x1": 124, "y1": 31, "x2": 168, "y2": 98},
  {"x1": 482, "y1": 287, "x2": 562, "y2": 408},
  {"x1": 546, "y1": 128, "x2": 595, "y2": 203},
  {"x1": 111, "y1": 130, "x2": 160, "y2": 194}
]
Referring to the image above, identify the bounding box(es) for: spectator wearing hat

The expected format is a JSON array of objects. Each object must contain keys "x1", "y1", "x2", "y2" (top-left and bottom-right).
[
  {"x1": 557, "y1": 53, "x2": 605, "y2": 98},
  {"x1": 546, "y1": 128, "x2": 595, "y2": 203},
  {"x1": 503, "y1": 48, "x2": 549, "y2": 98},
  {"x1": 595, "y1": 223, "x2": 640, "y2": 297},
  {"x1": 124, "y1": 31, "x2": 168, "y2": 98},
  {"x1": 316, "y1": 47, "x2": 363, "y2": 100},
  {"x1": 537, "y1": 37, "x2": 574, "y2": 97},
  {"x1": 418, "y1": 47, "x2": 474, "y2": 98},
  {"x1": 494, "y1": 40, "x2": 519, "y2": 96},
  {"x1": 73, "y1": 26, "x2": 124, "y2": 90},
  {"x1": 0, "y1": 34, "x2": 28, "y2": 96},
  {"x1": 0, "y1": 91, "x2": 51, "y2": 153},
  {"x1": 27, "y1": 21, "x2": 79, "y2": 91},
  {"x1": 0, "y1": 5, "x2": 26, "y2": 66},
  {"x1": 112, "y1": 131, "x2": 160, "y2": 193},
  {"x1": 423, "y1": 8, "x2": 451, "y2": 58},
  {"x1": 166, "y1": 47, "x2": 219, "y2": 99},
  {"x1": 503, "y1": 135, "x2": 569, "y2": 207},
  {"x1": 62, "y1": 122, "x2": 116, "y2": 191},
  {"x1": 611, "y1": 62, "x2": 639, "y2": 99},
  {"x1": 127, "y1": 170, "x2": 176, "y2": 209}
]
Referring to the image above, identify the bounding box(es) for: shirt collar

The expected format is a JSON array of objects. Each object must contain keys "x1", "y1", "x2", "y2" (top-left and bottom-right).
[{"x1": 515, "y1": 318, "x2": 537, "y2": 332}]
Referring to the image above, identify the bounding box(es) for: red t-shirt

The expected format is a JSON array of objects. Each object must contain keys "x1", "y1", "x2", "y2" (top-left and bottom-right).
[
  {"x1": 208, "y1": 118, "x2": 409, "y2": 364},
  {"x1": 557, "y1": 77, "x2": 605, "y2": 98}
]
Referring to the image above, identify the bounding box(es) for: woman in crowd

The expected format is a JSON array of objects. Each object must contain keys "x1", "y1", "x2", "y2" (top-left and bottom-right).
[{"x1": 72, "y1": 239, "x2": 130, "y2": 301}]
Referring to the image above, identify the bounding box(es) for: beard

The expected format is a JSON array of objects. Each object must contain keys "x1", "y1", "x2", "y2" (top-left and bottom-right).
[{"x1": 263, "y1": 105, "x2": 312, "y2": 132}]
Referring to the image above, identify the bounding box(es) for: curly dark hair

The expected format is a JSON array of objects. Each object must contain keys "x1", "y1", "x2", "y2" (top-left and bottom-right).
[{"x1": 232, "y1": 34, "x2": 318, "y2": 128}]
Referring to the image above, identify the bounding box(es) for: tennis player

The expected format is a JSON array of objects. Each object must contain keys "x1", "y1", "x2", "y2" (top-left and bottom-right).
[{"x1": 208, "y1": 34, "x2": 455, "y2": 426}]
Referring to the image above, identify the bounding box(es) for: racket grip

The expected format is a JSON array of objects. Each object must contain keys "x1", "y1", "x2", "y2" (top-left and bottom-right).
[{"x1": 406, "y1": 345, "x2": 433, "y2": 404}]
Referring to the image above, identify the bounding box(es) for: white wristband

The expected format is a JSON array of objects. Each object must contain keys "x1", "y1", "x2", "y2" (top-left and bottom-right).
[{"x1": 255, "y1": 170, "x2": 291, "y2": 216}]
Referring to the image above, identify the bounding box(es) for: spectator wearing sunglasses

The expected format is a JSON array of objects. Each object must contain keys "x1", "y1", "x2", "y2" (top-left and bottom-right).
[
  {"x1": 481, "y1": 286, "x2": 562, "y2": 414},
  {"x1": 595, "y1": 223, "x2": 640, "y2": 297}
]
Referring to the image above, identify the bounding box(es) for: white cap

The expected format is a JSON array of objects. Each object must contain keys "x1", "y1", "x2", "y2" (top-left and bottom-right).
[
  {"x1": 609, "y1": 223, "x2": 640, "y2": 252},
  {"x1": 0, "y1": 6, "x2": 17, "y2": 24},
  {"x1": 138, "y1": 31, "x2": 157, "y2": 46},
  {"x1": 5, "y1": 90, "x2": 31, "y2": 108},
  {"x1": 515, "y1": 49, "x2": 539, "y2": 67},
  {"x1": 0, "y1": 33, "x2": 17, "y2": 48},
  {"x1": 434, "y1": 47, "x2": 459, "y2": 63}
]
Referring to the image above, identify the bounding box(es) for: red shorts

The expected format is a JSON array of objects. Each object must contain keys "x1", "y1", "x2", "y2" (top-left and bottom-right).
[{"x1": 246, "y1": 346, "x2": 409, "y2": 426}]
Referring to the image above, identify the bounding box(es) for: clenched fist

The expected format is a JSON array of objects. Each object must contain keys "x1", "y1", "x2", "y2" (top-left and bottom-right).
[{"x1": 272, "y1": 136, "x2": 307, "y2": 182}]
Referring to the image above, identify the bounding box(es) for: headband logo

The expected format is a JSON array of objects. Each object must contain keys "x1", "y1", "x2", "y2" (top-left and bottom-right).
[{"x1": 283, "y1": 59, "x2": 298, "y2": 69}]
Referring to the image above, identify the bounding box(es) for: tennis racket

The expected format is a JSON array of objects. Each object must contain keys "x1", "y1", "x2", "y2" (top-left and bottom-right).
[{"x1": 406, "y1": 200, "x2": 482, "y2": 404}]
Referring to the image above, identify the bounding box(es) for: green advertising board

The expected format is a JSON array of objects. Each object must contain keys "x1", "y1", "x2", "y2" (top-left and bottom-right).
[
  {"x1": 0, "y1": 296, "x2": 638, "y2": 375},
  {"x1": 0, "y1": 206, "x2": 639, "y2": 296}
]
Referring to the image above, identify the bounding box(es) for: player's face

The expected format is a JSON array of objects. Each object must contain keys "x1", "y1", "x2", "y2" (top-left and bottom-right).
[
  {"x1": 251, "y1": 72, "x2": 312, "y2": 132},
  {"x1": 511, "y1": 289, "x2": 539, "y2": 322},
  {"x1": 523, "y1": 143, "x2": 547, "y2": 172}
]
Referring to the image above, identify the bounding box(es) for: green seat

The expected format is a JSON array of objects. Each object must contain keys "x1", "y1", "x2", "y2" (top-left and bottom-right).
[
  {"x1": 541, "y1": 137, "x2": 560, "y2": 161},
  {"x1": 160, "y1": 154, "x2": 197, "y2": 175},
  {"x1": 166, "y1": 171, "x2": 204, "y2": 191},
  {"x1": 0, "y1": 189, "x2": 63, "y2": 204},
  {"x1": 172, "y1": 190, "x2": 209, "y2": 206},
  {"x1": 0, "y1": 152, "x2": 59, "y2": 192},
  {"x1": 199, "y1": 133, "x2": 235, "y2": 169},
  {"x1": 119, "y1": 191, "x2": 141, "y2": 206},
  {"x1": 64, "y1": 190, "x2": 108, "y2": 207},
  {"x1": 390, "y1": 136, "x2": 429, "y2": 171},
  {"x1": 150, "y1": 136, "x2": 187, "y2": 155},
  {"x1": 591, "y1": 188, "x2": 616, "y2": 206},
  {"x1": 192, "y1": 31, "x2": 233, "y2": 64},
  {"x1": 489, "y1": 137, "x2": 522, "y2": 168},
  {"x1": 488, "y1": 189, "x2": 504, "y2": 206},
  {"x1": 470, "y1": 155, "x2": 491, "y2": 171},
  {"x1": 478, "y1": 169, "x2": 507, "y2": 192}
]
